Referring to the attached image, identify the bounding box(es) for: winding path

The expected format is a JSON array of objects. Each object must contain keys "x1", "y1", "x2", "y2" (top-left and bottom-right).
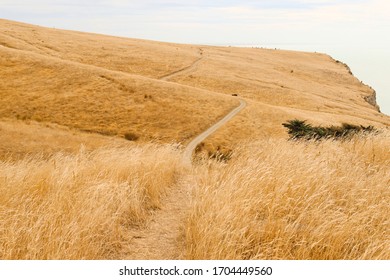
[
  {"x1": 125, "y1": 98, "x2": 246, "y2": 259},
  {"x1": 159, "y1": 57, "x2": 203, "y2": 81},
  {"x1": 183, "y1": 99, "x2": 247, "y2": 165},
  {"x1": 159, "y1": 53, "x2": 247, "y2": 164},
  {"x1": 125, "y1": 56, "x2": 247, "y2": 259}
]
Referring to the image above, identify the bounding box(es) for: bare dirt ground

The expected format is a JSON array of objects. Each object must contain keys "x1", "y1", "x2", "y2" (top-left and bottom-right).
[{"x1": 125, "y1": 173, "x2": 195, "y2": 259}]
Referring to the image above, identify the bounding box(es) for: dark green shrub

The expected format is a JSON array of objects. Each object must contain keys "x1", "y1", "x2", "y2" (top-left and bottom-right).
[{"x1": 282, "y1": 119, "x2": 375, "y2": 140}]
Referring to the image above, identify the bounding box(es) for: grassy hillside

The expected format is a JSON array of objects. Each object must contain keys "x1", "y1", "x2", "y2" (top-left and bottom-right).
[
  {"x1": 0, "y1": 19, "x2": 389, "y2": 260},
  {"x1": 0, "y1": 119, "x2": 134, "y2": 161},
  {"x1": 0, "y1": 19, "x2": 236, "y2": 159},
  {"x1": 0, "y1": 19, "x2": 200, "y2": 78},
  {"x1": 1, "y1": 19, "x2": 389, "y2": 158}
]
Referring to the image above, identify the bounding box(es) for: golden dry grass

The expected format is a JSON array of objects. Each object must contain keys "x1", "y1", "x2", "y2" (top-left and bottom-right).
[
  {"x1": 0, "y1": 144, "x2": 180, "y2": 259},
  {"x1": 185, "y1": 47, "x2": 390, "y2": 154},
  {"x1": 0, "y1": 42, "x2": 236, "y2": 146},
  {"x1": 0, "y1": 19, "x2": 200, "y2": 78},
  {"x1": 0, "y1": 19, "x2": 237, "y2": 155},
  {"x1": 0, "y1": 119, "x2": 133, "y2": 160},
  {"x1": 0, "y1": 130, "x2": 388, "y2": 260},
  {"x1": 1, "y1": 19, "x2": 389, "y2": 158},
  {"x1": 1, "y1": 19, "x2": 389, "y2": 260},
  {"x1": 186, "y1": 131, "x2": 390, "y2": 260}
]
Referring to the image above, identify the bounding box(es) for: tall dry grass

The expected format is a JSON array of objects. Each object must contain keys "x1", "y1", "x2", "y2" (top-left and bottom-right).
[
  {"x1": 185, "y1": 131, "x2": 390, "y2": 259},
  {"x1": 0, "y1": 144, "x2": 180, "y2": 259}
]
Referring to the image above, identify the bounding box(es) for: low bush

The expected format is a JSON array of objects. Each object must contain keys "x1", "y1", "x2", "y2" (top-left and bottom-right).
[{"x1": 282, "y1": 119, "x2": 375, "y2": 140}]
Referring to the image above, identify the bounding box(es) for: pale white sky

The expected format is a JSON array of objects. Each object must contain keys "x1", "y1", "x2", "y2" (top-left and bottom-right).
[{"x1": 1, "y1": 0, "x2": 389, "y2": 114}]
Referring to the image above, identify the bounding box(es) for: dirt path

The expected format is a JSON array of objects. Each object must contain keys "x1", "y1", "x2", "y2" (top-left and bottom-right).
[
  {"x1": 183, "y1": 99, "x2": 247, "y2": 165},
  {"x1": 159, "y1": 56, "x2": 203, "y2": 81},
  {"x1": 125, "y1": 57, "x2": 247, "y2": 259},
  {"x1": 125, "y1": 174, "x2": 196, "y2": 259}
]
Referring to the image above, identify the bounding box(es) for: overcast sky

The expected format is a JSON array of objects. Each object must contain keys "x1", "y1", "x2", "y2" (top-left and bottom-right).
[{"x1": 1, "y1": 0, "x2": 389, "y2": 114}]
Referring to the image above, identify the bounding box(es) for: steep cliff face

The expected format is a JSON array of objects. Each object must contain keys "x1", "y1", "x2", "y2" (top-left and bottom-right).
[
  {"x1": 333, "y1": 58, "x2": 381, "y2": 112},
  {"x1": 364, "y1": 89, "x2": 381, "y2": 112}
]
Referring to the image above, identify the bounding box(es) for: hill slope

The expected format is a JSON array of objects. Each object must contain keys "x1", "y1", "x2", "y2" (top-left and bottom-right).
[
  {"x1": 1, "y1": 18, "x2": 389, "y2": 158},
  {"x1": 0, "y1": 19, "x2": 389, "y2": 261}
]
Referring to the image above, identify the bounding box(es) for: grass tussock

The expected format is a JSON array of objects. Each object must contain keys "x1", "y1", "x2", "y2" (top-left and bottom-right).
[
  {"x1": 185, "y1": 132, "x2": 390, "y2": 259},
  {"x1": 0, "y1": 144, "x2": 180, "y2": 259}
]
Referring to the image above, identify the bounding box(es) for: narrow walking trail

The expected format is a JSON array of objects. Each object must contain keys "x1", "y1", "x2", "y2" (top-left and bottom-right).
[
  {"x1": 125, "y1": 174, "x2": 196, "y2": 259},
  {"x1": 159, "y1": 57, "x2": 203, "y2": 81},
  {"x1": 183, "y1": 99, "x2": 247, "y2": 166},
  {"x1": 125, "y1": 55, "x2": 247, "y2": 259}
]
